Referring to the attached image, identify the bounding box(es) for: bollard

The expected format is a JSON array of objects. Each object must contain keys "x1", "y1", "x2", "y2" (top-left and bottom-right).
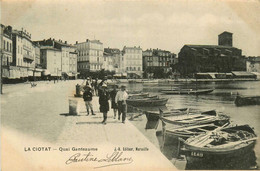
[
  {"x1": 74, "y1": 84, "x2": 82, "y2": 97},
  {"x1": 69, "y1": 99, "x2": 78, "y2": 115}
]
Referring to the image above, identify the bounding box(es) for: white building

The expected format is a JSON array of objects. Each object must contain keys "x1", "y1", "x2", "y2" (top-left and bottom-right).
[
  {"x1": 103, "y1": 48, "x2": 122, "y2": 73},
  {"x1": 75, "y1": 39, "x2": 103, "y2": 76},
  {"x1": 122, "y1": 46, "x2": 143, "y2": 78},
  {"x1": 40, "y1": 47, "x2": 62, "y2": 77}
]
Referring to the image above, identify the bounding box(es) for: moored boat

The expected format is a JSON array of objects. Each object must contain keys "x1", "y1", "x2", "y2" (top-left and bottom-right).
[
  {"x1": 160, "y1": 109, "x2": 230, "y2": 126},
  {"x1": 161, "y1": 88, "x2": 214, "y2": 95},
  {"x1": 128, "y1": 92, "x2": 149, "y2": 99},
  {"x1": 181, "y1": 124, "x2": 257, "y2": 163},
  {"x1": 126, "y1": 96, "x2": 168, "y2": 107},
  {"x1": 145, "y1": 108, "x2": 200, "y2": 121},
  {"x1": 235, "y1": 95, "x2": 260, "y2": 106}
]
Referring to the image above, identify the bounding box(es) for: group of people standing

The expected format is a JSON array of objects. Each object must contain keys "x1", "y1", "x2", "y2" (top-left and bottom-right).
[{"x1": 82, "y1": 77, "x2": 128, "y2": 125}]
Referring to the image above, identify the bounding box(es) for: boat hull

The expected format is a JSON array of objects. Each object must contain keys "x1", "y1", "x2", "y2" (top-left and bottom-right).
[
  {"x1": 182, "y1": 141, "x2": 256, "y2": 163},
  {"x1": 145, "y1": 108, "x2": 189, "y2": 121},
  {"x1": 161, "y1": 89, "x2": 214, "y2": 95},
  {"x1": 235, "y1": 95, "x2": 260, "y2": 106},
  {"x1": 182, "y1": 125, "x2": 257, "y2": 164},
  {"x1": 126, "y1": 98, "x2": 168, "y2": 107}
]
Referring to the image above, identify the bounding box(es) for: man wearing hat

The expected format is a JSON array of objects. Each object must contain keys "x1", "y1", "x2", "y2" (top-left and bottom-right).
[
  {"x1": 97, "y1": 76, "x2": 108, "y2": 97},
  {"x1": 83, "y1": 85, "x2": 95, "y2": 115},
  {"x1": 115, "y1": 85, "x2": 128, "y2": 123},
  {"x1": 99, "y1": 83, "x2": 110, "y2": 124}
]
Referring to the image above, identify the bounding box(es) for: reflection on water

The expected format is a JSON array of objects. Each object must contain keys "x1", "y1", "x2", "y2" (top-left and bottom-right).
[{"x1": 126, "y1": 81, "x2": 260, "y2": 170}]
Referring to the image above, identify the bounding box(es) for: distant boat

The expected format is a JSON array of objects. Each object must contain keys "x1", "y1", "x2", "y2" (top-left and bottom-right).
[
  {"x1": 142, "y1": 79, "x2": 159, "y2": 84},
  {"x1": 181, "y1": 124, "x2": 257, "y2": 163},
  {"x1": 235, "y1": 95, "x2": 260, "y2": 106},
  {"x1": 126, "y1": 96, "x2": 168, "y2": 107},
  {"x1": 161, "y1": 88, "x2": 214, "y2": 95}
]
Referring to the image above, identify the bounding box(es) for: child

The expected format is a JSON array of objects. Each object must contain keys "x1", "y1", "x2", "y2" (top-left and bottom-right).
[{"x1": 83, "y1": 85, "x2": 95, "y2": 115}]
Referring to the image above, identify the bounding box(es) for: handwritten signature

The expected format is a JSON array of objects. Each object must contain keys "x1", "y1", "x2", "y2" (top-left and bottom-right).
[{"x1": 65, "y1": 152, "x2": 133, "y2": 168}]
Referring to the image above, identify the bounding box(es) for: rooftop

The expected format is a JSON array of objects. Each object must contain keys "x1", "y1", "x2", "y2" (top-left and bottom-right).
[
  {"x1": 219, "y1": 31, "x2": 233, "y2": 36},
  {"x1": 184, "y1": 44, "x2": 240, "y2": 50}
]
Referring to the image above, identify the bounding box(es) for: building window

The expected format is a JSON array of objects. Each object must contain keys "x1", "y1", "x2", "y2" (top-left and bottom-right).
[{"x1": 7, "y1": 42, "x2": 9, "y2": 51}]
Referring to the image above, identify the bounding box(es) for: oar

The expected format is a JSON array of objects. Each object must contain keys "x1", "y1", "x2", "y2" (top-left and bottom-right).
[
  {"x1": 211, "y1": 137, "x2": 258, "y2": 148},
  {"x1": 129, "y1": 112, "x2": 144, "y2": 120},
  {"x1": 189, "y1": 122, "x2": 229, "y2": 146}
]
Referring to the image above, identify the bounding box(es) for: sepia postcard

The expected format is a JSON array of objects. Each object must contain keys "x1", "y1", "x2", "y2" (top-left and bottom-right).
[{"x1": 1, "y1": 0, "x2": 260, "y2": 170}]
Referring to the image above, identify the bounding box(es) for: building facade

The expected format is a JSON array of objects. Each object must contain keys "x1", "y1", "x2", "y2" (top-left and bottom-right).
[
  {"x1": 143, "y1": 48, "x2": 174, "y2": 78},
  {"x1": 35, "y1": 38, "x2": 78, "y2": 79},
  {"x1": 75, "y1": 39, "x2": 103, "y2": 77},
  {"x1": 122, "y1": 46, "x2": 142, "y2": 78},
  {"x1": 103, "y1": 48, "x2": 121, "y2": 73},
  {"x1": 178, "y1": 32, "x2": 245, "y2": 77},
  {"x1": 246, "y1": 56, "x2": 260, "y2": 73},
  {"x1": 69, "y1": 51, "x2": 78, "y2": 78},
  {"x1": 10, "y1": 28, "x2": 35, "y2": 79},
  {"x1": 40, "y1": 47, "x2": 62, "y2": 78},
  {"x1": 0, "y1": 25, "x2": 13, "y2": 79}
]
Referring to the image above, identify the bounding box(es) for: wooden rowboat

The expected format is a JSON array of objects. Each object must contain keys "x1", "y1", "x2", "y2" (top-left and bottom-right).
[
  {"x1": 145, "y1": 108, "x2": 200, "y2": 121},
  {"x1": 161, "y1": 88, "x2": 214, "y2": 95},
  {"x1": 126, "y1": 97, "x2": 168, "y2": 107},
  {"x1": 181, "y1": 124, "x2": 257, "y2": 163},
  {"x1": 128, "y1": 93, "x2": 149, "y2": 99},
  {"x1": 160, "y1": 109, "x2": 230, "y2": 126},
  {"x1": 235, "y1": 95, "x2": 260, "y2": 106}
]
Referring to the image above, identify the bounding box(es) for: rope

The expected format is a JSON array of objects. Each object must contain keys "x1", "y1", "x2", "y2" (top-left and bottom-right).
[{"x1": 127, "y1": 104, "x2": 146, "y2": 120}]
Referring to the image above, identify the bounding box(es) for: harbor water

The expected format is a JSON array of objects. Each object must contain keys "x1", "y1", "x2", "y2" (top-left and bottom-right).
[{"x1": 125, "y1": 80, "x2": 260, "y2": 170}]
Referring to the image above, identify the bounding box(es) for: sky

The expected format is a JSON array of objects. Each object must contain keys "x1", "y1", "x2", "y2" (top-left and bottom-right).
[{"x1": 1, "y1": 0, "x2": 260, "y2": 56}]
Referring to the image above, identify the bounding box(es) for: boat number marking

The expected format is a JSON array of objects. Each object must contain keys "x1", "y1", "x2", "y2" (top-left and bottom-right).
[{"x1": 191, "y1": 151, "x2": 204, "y2": 157}]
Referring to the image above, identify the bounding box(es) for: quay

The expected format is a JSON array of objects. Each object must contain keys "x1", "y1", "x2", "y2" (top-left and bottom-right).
[{"x1": 1, "y1": 80, "x2": 176, "y2": 171}]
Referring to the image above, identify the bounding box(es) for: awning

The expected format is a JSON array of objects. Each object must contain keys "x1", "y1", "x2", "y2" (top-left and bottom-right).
[
  {"x1": 232, "y1": 71, "x2": 255, "y2": 76},
  {"x1": 43, "y1": 70, "x2": 51, "y2": 76},
  {"x1": 28, "y1": 70, "x2": 34, "y2": 76},
  {"x1": 20, "y1": 68, "x2": 28, "y2": 77},
  {"x1": 35, "y1": 72, "x2": 41, "y2": 77},
  {"x1": 35, "y1": 68, "x2": 43, "y2": 72},
  {"x1": 251, "y1": 72, "x2": 260, "y2": 76},
  {"x1": 9, "y1": 68, "x2": 21, "y2": 79},
  {"x1": 2, "y1": 68, "x2": 10, "y2": 78}
]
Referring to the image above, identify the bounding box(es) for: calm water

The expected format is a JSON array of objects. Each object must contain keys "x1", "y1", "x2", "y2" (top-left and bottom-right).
[{"x1": 125, "y1": 80, "x2": 260, "y2": 170}]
